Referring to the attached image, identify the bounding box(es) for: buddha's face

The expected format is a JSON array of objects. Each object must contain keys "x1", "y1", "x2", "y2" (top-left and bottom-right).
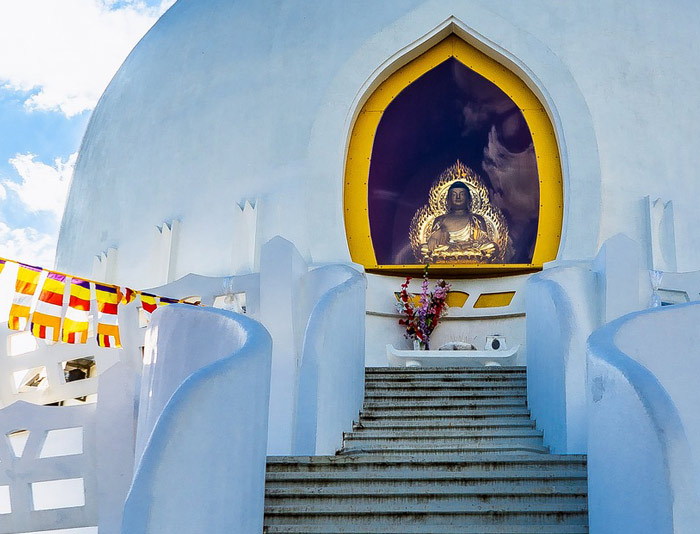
[{"x1": 448, "y1": 187, "x2": 469, "y2": 211}]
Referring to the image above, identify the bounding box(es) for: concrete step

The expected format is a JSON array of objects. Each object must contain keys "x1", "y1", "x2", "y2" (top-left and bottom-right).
[
  {"x1": 266, "y1": 478, "x2": 586, "y2": 494},
  {"x1": 363, "y1": 398, "x2": 528, "y2": 409},
  {"x1": 366, "y1": 366, "x2": 527, "y2": 373},
  {"x1": 353, "y1": 421, "x2": 536, "y2": 432},
  {"x1": 264, "y1": 504, "x2": 587, "y2": 525},
  {"x1": 365, "y1": 379, "x2": 528, "y2": 386},
  {"x1": 263, "y1": 525, "x2": 589, "y2": 533},
  {"x1": 265, "y1": 493, "x2": 587, "y2": 509},
  {"x1": 264, "y1": 363, "x2": 587, "y2": 531},
  {"x1": 266, "y1": 471, "x2": 586, "y2": 485},
  {"x1": 346, "y1": 428, "x2": 543, "y2": 439},
  {"x1": 365, "y1": 381, "x2": 528, "y2": 390},
  {"x1": 340, "y1": 445, "x2": 550, "y2": 455},
  {"x1": 358, "y1": 408, "x2": 532, "y2": 420},
  {"x1": 342, "y1": 435, "x2": 545, "y2": 450},
  {"x1": 364, "y1": 374, "x2": 528, "y2": 383},
  {"x1": 365, "y1": 370, "x2": 526, "y2": 380},
  {"x1": 266, "y1": 454, "x2": 587, "y2": 473},
  {"x1": 365, "y1": 390, "x2": 528, "y2": 399},
  {"x1": 366, "y1": 375, "x2": 528, "y2": 383}
]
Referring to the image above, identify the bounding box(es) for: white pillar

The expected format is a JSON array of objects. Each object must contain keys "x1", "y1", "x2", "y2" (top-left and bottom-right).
[{"x1": 259, "y1": 236, "x2": 307, "y2": 454}]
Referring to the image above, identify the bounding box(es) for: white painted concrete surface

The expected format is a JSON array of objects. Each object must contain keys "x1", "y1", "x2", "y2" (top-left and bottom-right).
[
  {"x1": 0, "y1": 401, "x2": 97, "y2": 533},
  {"x1": 526, "y1": 234, "x2": 648, "y2": 453},
  {"x1": 526, "y1": 262, "x2": 596, "y2": 454},
  {"x1": 123, "y1": 304, "x2": 272, "y2": 534},
  {"x1": 0, "y1": 362, "x2": 135, "y2": 534},
  {"x1": 294, "y1": 264, "x2": 366, "y2": 455},
  {"x1": 387, "y1": 344, "x2": 520, "y2": 368},
  {"x1": 95, "y1": 363, "x2": 137, "y2": 534},
  {"x1": 259, "y1": 237, "x2": 308, "y2": 455},
  {"x1": 587, "y1": 302, "x2": 700, "y2": 534},
  {"x1": 256, "y1": 237, "x2": 367, "y2": 456}
]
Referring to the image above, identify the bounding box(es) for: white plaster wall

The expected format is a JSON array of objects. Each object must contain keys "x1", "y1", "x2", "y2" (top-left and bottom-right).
[
  {"x1": 587, "y1": 302, "x2": 700, "y2": 534},
  {"x1": 56, "y1": 0, "x2": 700, "y2": 286},
  {"x1": 124, "y1": 304, "x2": 272, "y2": 534}
]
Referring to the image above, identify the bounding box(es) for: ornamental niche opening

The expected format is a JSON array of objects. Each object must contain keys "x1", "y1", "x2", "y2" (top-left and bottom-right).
[{"x1": 344, "y1": 35, "x2": 563, "y2": 274}]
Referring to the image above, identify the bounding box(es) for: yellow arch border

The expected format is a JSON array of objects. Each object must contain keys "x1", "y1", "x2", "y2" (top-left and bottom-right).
[{"x1": 343, "y1": 34, "x2": 563, "y2": 276}]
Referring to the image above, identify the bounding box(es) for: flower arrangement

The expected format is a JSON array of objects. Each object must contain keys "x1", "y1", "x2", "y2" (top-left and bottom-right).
[{"x1": 396, "y1": 265, "x2": 450, "y2": 350}]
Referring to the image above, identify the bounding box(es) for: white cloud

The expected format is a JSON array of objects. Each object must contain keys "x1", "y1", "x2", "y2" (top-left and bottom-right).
[
  {"x1": 5, "y1": 152, "x2": 77, "y2": 218},
  {"x1": 0, "y1": 222, "x2": 57, "y2": 268},
  {"x1": 0, "y1": 0, "x2": 175, "y2": 117}
]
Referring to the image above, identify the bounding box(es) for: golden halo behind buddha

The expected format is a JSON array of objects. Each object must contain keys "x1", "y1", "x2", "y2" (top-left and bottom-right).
[{"x1": 409, "y1": 160, "x2": 509, "y2": 263}]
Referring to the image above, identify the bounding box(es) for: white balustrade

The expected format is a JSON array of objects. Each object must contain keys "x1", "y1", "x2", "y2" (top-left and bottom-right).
[{"x1": 587, "y1": 302, "x2": 700, "y2": 533}]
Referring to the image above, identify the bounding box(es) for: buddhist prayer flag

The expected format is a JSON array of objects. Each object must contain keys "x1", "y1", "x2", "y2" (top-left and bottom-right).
[
  {"x1": 140, "y1": 293, "x2": 157, "y2": 314},
  {"x1": 121, "y1": 287, "x2": 136, "y2": 305},
  {"x1": 62, "y1": 278, "x2": 91, "y2": 344},
  {"x1": 0, "y1": 255, "x2": 203, "y2": 348},
  {"x1": 9, "y1": 264, "x2": 42, "y2": 331},
  {"x1": 31, "y1": 273, "x2": 66, "y2": 342},
  {"x1": 95, "y1": 283, "x2": 121, "y2": 348}
]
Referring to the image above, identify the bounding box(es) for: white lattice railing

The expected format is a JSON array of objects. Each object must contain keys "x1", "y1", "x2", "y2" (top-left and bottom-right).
[
  {"x1": 0, "y1": 271, "x2": 142, "y2": 532},
  {"x1": 0, "y1": 327, "x2": 123, "y2": 408},
  {"x1": 0, "y1": 268, "x2": 260, "y2": 533},
  {"x1": 0, "y1": 401, "x2": 97, "y2": 533},
  {"x1": 0, "y1": 361, "x2": 136, "y2": 534}
]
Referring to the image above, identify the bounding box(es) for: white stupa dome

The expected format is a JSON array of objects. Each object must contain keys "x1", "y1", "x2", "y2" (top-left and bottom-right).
[{"x1": 56, "y1": 0, "x2": 700, "y2": 288}]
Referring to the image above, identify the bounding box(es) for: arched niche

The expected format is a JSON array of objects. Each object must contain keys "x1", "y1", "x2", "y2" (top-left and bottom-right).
[{"x1": 343, "y1": 34, "x2": 563, "y2": 275}]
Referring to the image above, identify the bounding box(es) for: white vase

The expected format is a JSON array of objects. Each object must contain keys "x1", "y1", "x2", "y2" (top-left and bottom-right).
[{"x1": 413, "y1": 339, "x2": 428, "y2": 350}]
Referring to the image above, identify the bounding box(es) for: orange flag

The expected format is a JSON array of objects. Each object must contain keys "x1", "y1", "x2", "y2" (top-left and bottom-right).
[
  {"x1": 9, "y1": 264, "x2": 42, "y2": 331},
  {"x1": 62, "y1": 278, "x2": 91, "y2": 344},
  {"x1": 30, "y1": 273, "x2": 65, "y2": 342}
]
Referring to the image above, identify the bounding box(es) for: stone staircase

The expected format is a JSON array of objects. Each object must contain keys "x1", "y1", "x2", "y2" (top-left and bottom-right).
[{"x1": 264, "y1": 366, "x2": 588, "y2": 533}]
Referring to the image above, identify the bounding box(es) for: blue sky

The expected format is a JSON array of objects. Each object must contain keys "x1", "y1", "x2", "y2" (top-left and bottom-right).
[{"x1": 0, "y1": 0, "x2": 174, "y2": 269}]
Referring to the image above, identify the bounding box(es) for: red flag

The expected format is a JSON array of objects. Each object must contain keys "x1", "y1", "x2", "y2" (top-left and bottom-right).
[
  {"x1": 62, "y1": 278, "x2": 91, "y2": 344},
  {"x1": 31, "y1": 272, "x2": 66, "y2": 342},
  {"x1": 9, "y1": 264, "x2": 42, "y2": 331}
]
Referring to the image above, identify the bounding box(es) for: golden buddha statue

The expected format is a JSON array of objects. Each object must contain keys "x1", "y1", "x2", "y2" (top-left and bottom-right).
[{"x1": 409, "y1": 161, "x2": 508, "y2": 263}]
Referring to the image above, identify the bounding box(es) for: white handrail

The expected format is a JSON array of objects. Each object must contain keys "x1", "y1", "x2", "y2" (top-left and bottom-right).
[
  {"x1": 122, "y1": 304, "x2": 272, "y2": 534},
  {"x1": 587, "y1": 302, "x2": 700, "y2": 533},
  {"x1": 294, "y1": 265, "x2": 366, "y2": 455}
]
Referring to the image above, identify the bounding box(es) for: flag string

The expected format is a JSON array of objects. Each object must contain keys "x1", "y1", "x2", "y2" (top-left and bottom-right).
[
  {"x1": 0, "y1": 254, "x2": 200, "y2": 348},
  {"x1": 0, "y1": 255, "x2": 163, "y2": 299}
]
